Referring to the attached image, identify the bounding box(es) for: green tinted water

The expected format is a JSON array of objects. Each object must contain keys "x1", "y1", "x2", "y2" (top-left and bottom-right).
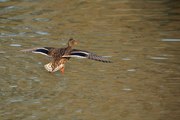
[{"x1": 0, "y1": 0, "x2": 179, "y2": 120}]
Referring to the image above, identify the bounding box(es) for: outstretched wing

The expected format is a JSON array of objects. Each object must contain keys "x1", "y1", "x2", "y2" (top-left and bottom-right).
[
  {"x1": 62, "y1": 49, "x2": 111, "y2": 63},
  {"x1": 21, "y1": 47, "x2": 54, "y2": 57}
]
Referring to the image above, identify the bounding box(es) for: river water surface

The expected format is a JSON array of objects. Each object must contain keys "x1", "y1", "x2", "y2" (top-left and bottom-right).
[{"x1": 0, "y1": 0, "x2": 180, "y2": 120}]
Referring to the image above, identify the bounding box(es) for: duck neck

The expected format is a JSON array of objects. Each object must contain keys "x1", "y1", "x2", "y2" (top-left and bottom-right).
[
  {"x1": 67, "y1": 44, "x2": 73, "y2": 49},
  {"x1": 65, "y1": 45, "x2": 73, "y2": 54}
]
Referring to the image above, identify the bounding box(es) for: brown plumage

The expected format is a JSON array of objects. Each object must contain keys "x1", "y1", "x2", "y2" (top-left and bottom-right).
[{"x1": 21, "y1": 38, "x2": 111, "y2": 73}]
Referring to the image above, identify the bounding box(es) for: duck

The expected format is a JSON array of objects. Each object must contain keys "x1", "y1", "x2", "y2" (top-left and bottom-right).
[{"x1": 21, "y1": 38, "x2": 111, "y2": 74}]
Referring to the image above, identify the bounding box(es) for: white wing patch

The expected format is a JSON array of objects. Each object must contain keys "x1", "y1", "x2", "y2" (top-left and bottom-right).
[
  {"x1": 62, "y1": 55, "x2": 86, "y2": 58},
  {"x1": 62, "y1": 51, "x2": 90, "y2": 58},
  {"x1": 32, "y1": 51, "x2": 50, "y2": 56},
  {"x1": 71, "y1": 51, "x2": 90, "y2": 55}
]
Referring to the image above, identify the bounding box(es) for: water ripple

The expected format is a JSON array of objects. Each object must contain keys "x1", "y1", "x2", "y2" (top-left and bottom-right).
[
  {"x1": 33, "y1": 18, "x2": 50, "y2": 22},
  {"x1": 35, "y1": 31, "x2": 49, "y2": 35},
  {"x1": 0, "y1": 0, "x2": 9, "y2": 2},
  {"x1": 150, "y1": 56, "x2": 168, "y2": 60},
  {"x1": 9, "y1": 44, "x2": 22, "y2": 47},
  {"x1": 161, "y1": 38, "x2": 180, "y2": 42}
]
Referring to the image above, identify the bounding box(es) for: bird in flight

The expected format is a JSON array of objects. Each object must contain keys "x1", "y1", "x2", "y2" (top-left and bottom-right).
[{"x1": 21, "y1": 38, "x2": 111, "y2": 74}]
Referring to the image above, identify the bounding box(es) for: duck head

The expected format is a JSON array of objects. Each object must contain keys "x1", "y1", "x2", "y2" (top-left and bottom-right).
[{"x1": 68, "y1": 38, "x2": 78, "y2": 47}]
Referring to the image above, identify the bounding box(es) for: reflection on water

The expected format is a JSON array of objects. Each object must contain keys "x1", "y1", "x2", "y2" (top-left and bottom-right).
[{"x1": 0, "y1": 0, "x2": 179, "y2": 120}]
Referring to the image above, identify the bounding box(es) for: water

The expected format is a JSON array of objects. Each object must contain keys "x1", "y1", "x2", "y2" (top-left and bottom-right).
[{"x1": 0, "y1": 0, "x2": 180, "y2": 120}]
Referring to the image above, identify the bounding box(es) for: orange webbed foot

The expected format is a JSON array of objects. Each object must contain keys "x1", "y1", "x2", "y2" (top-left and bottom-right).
[{"x1": 60, "y1": 67, "x2": 65, "y2": 74}]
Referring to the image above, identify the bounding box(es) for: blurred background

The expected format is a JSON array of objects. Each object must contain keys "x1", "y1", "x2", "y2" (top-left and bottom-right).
[{"x1": 0, "y1": 0, "x2": 179, "y2": 120}]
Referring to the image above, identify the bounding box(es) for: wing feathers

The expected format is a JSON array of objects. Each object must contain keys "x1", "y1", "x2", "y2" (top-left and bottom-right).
[
  {"x1": 88, "y1": 54, "x2": 111, "y2": 63},
  {"x1": 63, "y1": 49, "x2": 111, "y2": 63},
  {"x1": 21, "y1": 47, "x2": 53, "y2": 57}
]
